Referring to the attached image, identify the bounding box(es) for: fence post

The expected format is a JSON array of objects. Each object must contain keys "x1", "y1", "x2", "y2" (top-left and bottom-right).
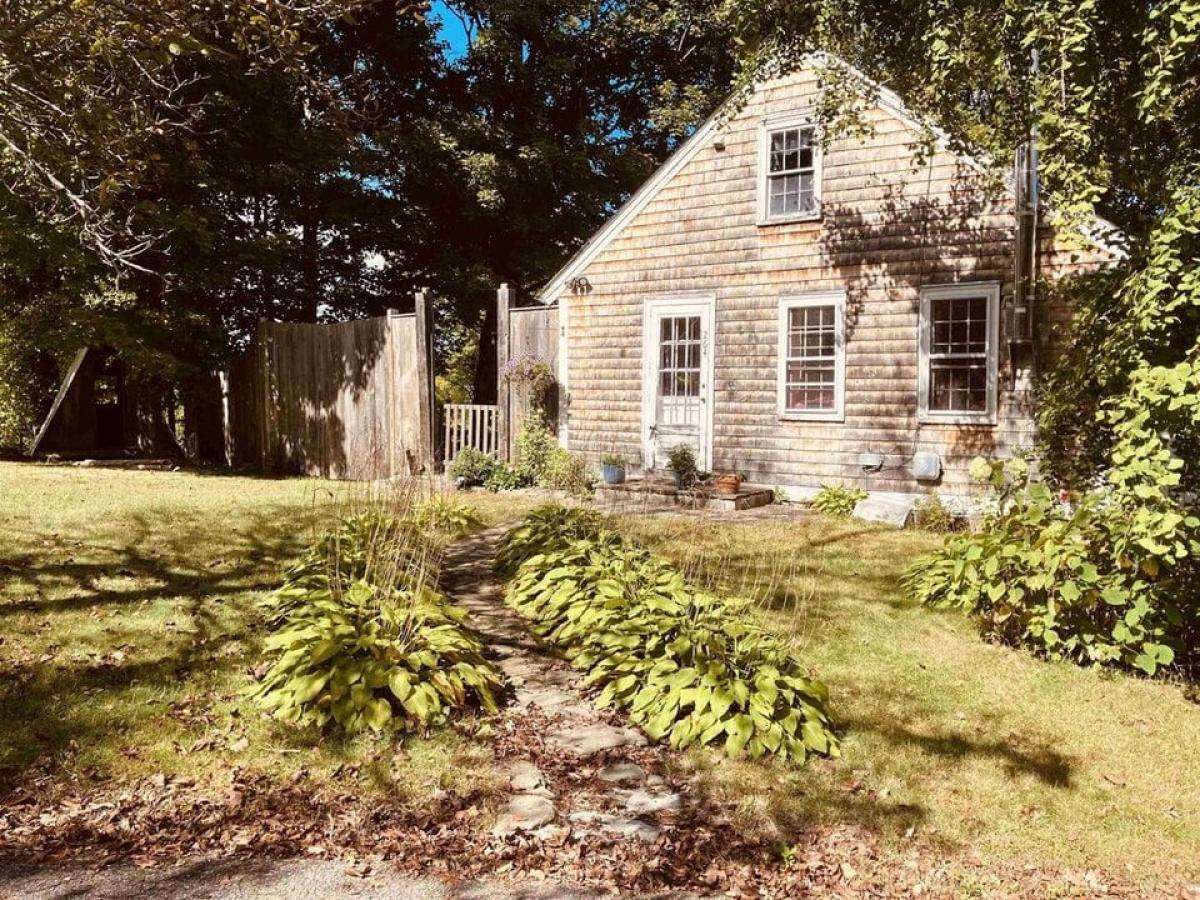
[
  {"x1": 414, "y1": 288, "x2": 435, "y2": 473},
  {"x1": 496, "y1": 283, "x2": 513, "y2": 461}
]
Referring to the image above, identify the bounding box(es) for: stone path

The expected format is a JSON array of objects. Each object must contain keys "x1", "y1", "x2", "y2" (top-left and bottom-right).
[{"x1": 440, "y1": 527, "x2": 686, "y2": 847}]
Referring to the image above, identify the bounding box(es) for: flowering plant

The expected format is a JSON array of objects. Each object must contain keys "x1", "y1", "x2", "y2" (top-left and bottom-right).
[{"x1": 501, "y1": 354, "x2": 554, "y2": 410}]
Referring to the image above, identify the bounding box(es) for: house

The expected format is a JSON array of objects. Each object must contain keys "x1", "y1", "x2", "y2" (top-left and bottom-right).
[{"x1": 536, "y1": 55, "x2": 1122, "y2": 501}]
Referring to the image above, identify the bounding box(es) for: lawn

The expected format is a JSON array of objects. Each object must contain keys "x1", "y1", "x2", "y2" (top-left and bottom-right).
[
  {"x1": 623, "y1": 512, "x2": 1200, "y2": 886},
  {"x1": 0, "y1": 462, "x2": 534, "y2": 804},
  {"x1": 2, "y1": 462, "x2": 1198, "y2": 891}
]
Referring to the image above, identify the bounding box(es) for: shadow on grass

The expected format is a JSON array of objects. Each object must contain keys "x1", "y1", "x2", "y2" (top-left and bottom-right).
[
  {"x1": 848, "y1": 717, "x2": 1074, "y2": 788},
  {"x1": 0, "y1": 507, "x2": 318, "y2": 791}
]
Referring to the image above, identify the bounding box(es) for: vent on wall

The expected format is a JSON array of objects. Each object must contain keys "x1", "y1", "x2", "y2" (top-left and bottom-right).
[{"x1": 912, "y1": 451, "x2": 942, "y2": 482}]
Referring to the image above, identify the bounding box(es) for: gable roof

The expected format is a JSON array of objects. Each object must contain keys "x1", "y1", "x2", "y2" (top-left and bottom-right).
[{"x1": 537, "y1": 53, "x2": 1124, "y2": 302}]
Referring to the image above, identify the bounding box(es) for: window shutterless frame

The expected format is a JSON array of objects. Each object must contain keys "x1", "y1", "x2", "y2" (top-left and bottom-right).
[
  {"x1": 777, "y1": 290, "x2": 846, "y2": 422},
  {"x1": 757, "y1": 114, "x2": 823, "y2": 225},
  {"x1": 917, "y1": 282, "x2": 1001, "y2": 425}
]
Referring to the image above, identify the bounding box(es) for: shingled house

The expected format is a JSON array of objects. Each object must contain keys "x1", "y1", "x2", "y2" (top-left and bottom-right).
[{"x1": 537, "y1": 55, "x2": 1121, "y2": 501}]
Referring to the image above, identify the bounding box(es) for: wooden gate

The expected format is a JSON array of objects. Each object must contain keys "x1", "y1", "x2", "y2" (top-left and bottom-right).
[{"x1": 497, "y1": 284, "x2": 559, "y2": 460}]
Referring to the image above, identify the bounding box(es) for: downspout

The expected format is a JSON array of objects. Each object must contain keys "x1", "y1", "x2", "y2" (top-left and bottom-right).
[{"x1": 1011, "y1": 48, "x2": 1041, "y2": 389}]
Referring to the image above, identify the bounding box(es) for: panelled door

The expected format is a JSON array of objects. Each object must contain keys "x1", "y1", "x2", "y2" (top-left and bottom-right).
[{"x1": 642, "y1": 295, "x2": 715, "y2": 472}]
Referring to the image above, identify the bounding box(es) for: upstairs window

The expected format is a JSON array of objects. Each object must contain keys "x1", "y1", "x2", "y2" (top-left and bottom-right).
[
  {"x1": 918, "y1": 283, "x2": 1000, "y2": 423},
  {"x1": 778, "y1": 291, "x2": 845, "y2": 421},
  {"x1": 760, "y1": 119, "x2": 821, "y2": 223}
]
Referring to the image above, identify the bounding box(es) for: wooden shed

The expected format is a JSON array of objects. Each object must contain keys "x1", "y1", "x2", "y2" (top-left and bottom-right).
[{"x1": 29, "y1": 347, "x2": 182, "y2": 460}]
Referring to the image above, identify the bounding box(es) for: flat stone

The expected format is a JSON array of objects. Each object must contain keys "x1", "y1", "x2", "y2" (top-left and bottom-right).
[
  {"x1": 853, "y1": 495, "x2": 915, "y2": 528},
  {"x1": 597, "y1": 762, "x2": 646, "y2": 784},
  {"x1": 548, "y1": 723, "x2": 645, "y2": 756},
  {"x1": 492, "y1": 793, "x2": 556, "y2": 836},
  {"x1": 622, "y1": 789, "x2": 682, "y2": 814},
  {"x1": 517, "y1": 687, "x2": 578, "y2": 710},
  {"x1": 568, "y1": 810, "x2": 662, "y2": 842},
  {"x1": 509, "y1": 761, "x2": 545, "y2": 792}
]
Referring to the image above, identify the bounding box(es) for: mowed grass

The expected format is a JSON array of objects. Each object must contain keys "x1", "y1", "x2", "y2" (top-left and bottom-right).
[
  {"x1": 622, "y1": 512, "x2": 1200, "y2": 884},
  {"x1": 0, "y1": 462, "x2": 534, "y2": 804},
  {"x1": 4, "y1": 465, "x2": 1198, "y2": 885}
]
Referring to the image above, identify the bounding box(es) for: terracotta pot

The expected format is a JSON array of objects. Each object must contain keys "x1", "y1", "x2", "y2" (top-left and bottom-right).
[{"x1": 715, "y1": 474, "x2": 743, "y2": 496}]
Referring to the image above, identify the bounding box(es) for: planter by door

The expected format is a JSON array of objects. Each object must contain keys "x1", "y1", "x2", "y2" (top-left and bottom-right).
[
  {"x1": 642, "y1": 294, "x2": 715, "y2": 474},
  {"x1": 602, "y1": 463, "x2": 626, "y2": 485}
]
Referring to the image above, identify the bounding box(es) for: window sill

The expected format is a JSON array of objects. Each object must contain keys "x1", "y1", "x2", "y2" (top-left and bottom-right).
[
  {"x1": 918, "y1": 413, "x2": 997, "y2": 427},
  {"x1": 758, "y1": 212, "x2": 823, "y2": 227},
  {"x1": 779, "y1": 411, "x2": 845, "y2": 424}
]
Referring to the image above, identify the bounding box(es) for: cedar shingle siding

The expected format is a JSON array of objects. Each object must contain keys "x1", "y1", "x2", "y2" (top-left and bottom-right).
[{"x1": 547, "y1": 66, "x2": 1117, "y2": 496}]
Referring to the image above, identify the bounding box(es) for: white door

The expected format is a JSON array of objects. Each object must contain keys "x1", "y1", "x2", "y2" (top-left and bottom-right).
[{"x1": 642, "y1": 296, "x2": 714, "y2": 472}]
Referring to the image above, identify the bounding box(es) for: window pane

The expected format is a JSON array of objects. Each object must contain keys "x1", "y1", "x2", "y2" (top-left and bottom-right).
[
  {"x1": 929, "y1": 362, "x2": 988, "y2": 412},
  {"x1": 784, "y1": 302, "x2": 838, "y2": 413},
  {"x1": 930, "y1": 295, "x2": 989, "y2": 355},
  {"x1": 660, "y1": 318, "x2": 671, "y2": 341}
]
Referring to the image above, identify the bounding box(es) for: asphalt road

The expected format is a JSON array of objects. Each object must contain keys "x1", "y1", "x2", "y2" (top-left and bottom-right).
[{"x1": 0, "y1": 858, "x2": 617, "y2": 900}]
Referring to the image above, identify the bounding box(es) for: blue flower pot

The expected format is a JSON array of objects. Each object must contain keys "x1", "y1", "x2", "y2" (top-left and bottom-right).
[{"x1": 602, "y1": 463, "x2": 626, "y2": 485}]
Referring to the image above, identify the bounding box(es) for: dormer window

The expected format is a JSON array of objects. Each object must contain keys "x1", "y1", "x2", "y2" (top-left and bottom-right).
[{"x1": 759, "y1": 117, "x2": 822, "y2": 224}]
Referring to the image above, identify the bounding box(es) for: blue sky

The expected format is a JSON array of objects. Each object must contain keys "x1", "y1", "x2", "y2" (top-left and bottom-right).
[{"x1": 429, "y1": 1, "x2": 470, "y2": 60}]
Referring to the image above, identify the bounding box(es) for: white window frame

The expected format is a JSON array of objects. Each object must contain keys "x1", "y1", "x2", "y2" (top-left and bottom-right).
[
  {"x1": 777, "y1": 290, "x2": 846, "y2": 422},
  {"x1": 757, "y1": 115, "x2": 823, "y2": 225},
  {"x1": 918, "y1": 282, "x2": 1000, "y2": 425}
]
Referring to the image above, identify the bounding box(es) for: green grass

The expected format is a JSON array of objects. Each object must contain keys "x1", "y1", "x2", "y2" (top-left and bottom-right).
[
  {"x1": 621, "y1": 512, "x2": 1200, "y2": 885},
  {"x1": 3, "y1": 466, "x2": 1197, "y2": 886},
  {"x1": 0, "y1": 463, "x2": 532, "y2": 804}
]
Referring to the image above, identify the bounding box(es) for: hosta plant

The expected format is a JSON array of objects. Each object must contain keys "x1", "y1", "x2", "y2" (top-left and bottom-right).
[
  {"x1": 254, "y1": 509, "x2": 501, "y2": 733},
  {"x1": 809, "y1": 484, "x2": 867, "y2": 518},
  {"x1": 493, "y1": 503, "x2": 604, "y2": 576},
  {"x1": 255, "y1": 579, "x2": 501, "y2": 733},
  {"x1": 413, "y1": 494, "x2": 484, "y2": 537},
  {"x1": 503, "y1": 513, "x2": 839, "y2": 762}
]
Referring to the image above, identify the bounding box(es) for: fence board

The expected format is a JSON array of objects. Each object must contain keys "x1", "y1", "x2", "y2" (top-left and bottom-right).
[{"x1": 225, "y1": 310, "x2": 431, "y2": 480}]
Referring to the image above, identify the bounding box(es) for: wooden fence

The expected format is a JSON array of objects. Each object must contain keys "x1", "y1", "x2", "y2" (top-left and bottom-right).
[
  {"x1": 497, "y1": 284, "x2": 559, "y2": 460},
  {"x1": 443, "y1": 404, "x2": 500, "y2": 467},
  {"x1": 223, "y1": 294, "x2": 434, "y2": 480}
]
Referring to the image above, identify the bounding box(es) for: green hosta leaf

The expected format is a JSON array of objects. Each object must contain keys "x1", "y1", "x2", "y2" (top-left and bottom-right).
[{"x1": 365, "y1": 698, "x2": 392, "y2": 732}]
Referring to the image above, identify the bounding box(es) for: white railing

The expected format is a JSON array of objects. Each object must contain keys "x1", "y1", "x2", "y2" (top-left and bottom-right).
[{"x1": 443, "y1": 403, "x2": 500, "y2": 468}]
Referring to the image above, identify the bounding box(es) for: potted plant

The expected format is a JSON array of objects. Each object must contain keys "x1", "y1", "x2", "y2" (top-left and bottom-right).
[
  {"x1": 715, "y1": 471, "x2": 744, "y2": 496},
  {"x1": 666, "y1": 443, "x2": 698, "y2": 490},
  {"x1": 601, "y1": 452, "x2": 626, "y2": 485}
]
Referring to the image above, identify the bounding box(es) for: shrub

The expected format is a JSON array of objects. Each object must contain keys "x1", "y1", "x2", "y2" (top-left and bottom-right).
[
  {"x1": 541, "y1": 447, "x2": 594, "y2": 496},
  {"x1": 254, "y1": 509, "x2": 501, "y2": 733},
  {"x1": 485, "y1": 461, "x2": 532, "y2": 492},
  {"x1": 413, "y1": 495, "x2": 484, "y2": 537},
  {"x1": 912, "y1": 493, "x2": 959, "y2": 532},
  {"x1": 666, "y1": 443, "x2": 698, "y2": 487},
  {"x1": 448, "y1": 448, "x2": 495, "y2": 485},
  {"x1": 501, "y1": 508, "x2": 839, "y2": 763},
  {"x1": 810, "y1": 484, "x2": 867, "y2": 518},
  {"x1": 515, "y1": 414, "x2": 556, "y2": 482},
  {"x1": 493, "y1": 503, "x2": 604, "y2": 577},
  {"x1": 903, "y1": 459, "x2": 1200, "y2": 676}
]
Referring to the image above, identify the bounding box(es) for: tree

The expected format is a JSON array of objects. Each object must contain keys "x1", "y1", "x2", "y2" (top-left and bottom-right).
[
  {"x1": 430, "y1": 0, "x2": 733, "y2": 300},
  {"x1": 0, "y1": 0, "x2": 365, "y2": 273}
]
